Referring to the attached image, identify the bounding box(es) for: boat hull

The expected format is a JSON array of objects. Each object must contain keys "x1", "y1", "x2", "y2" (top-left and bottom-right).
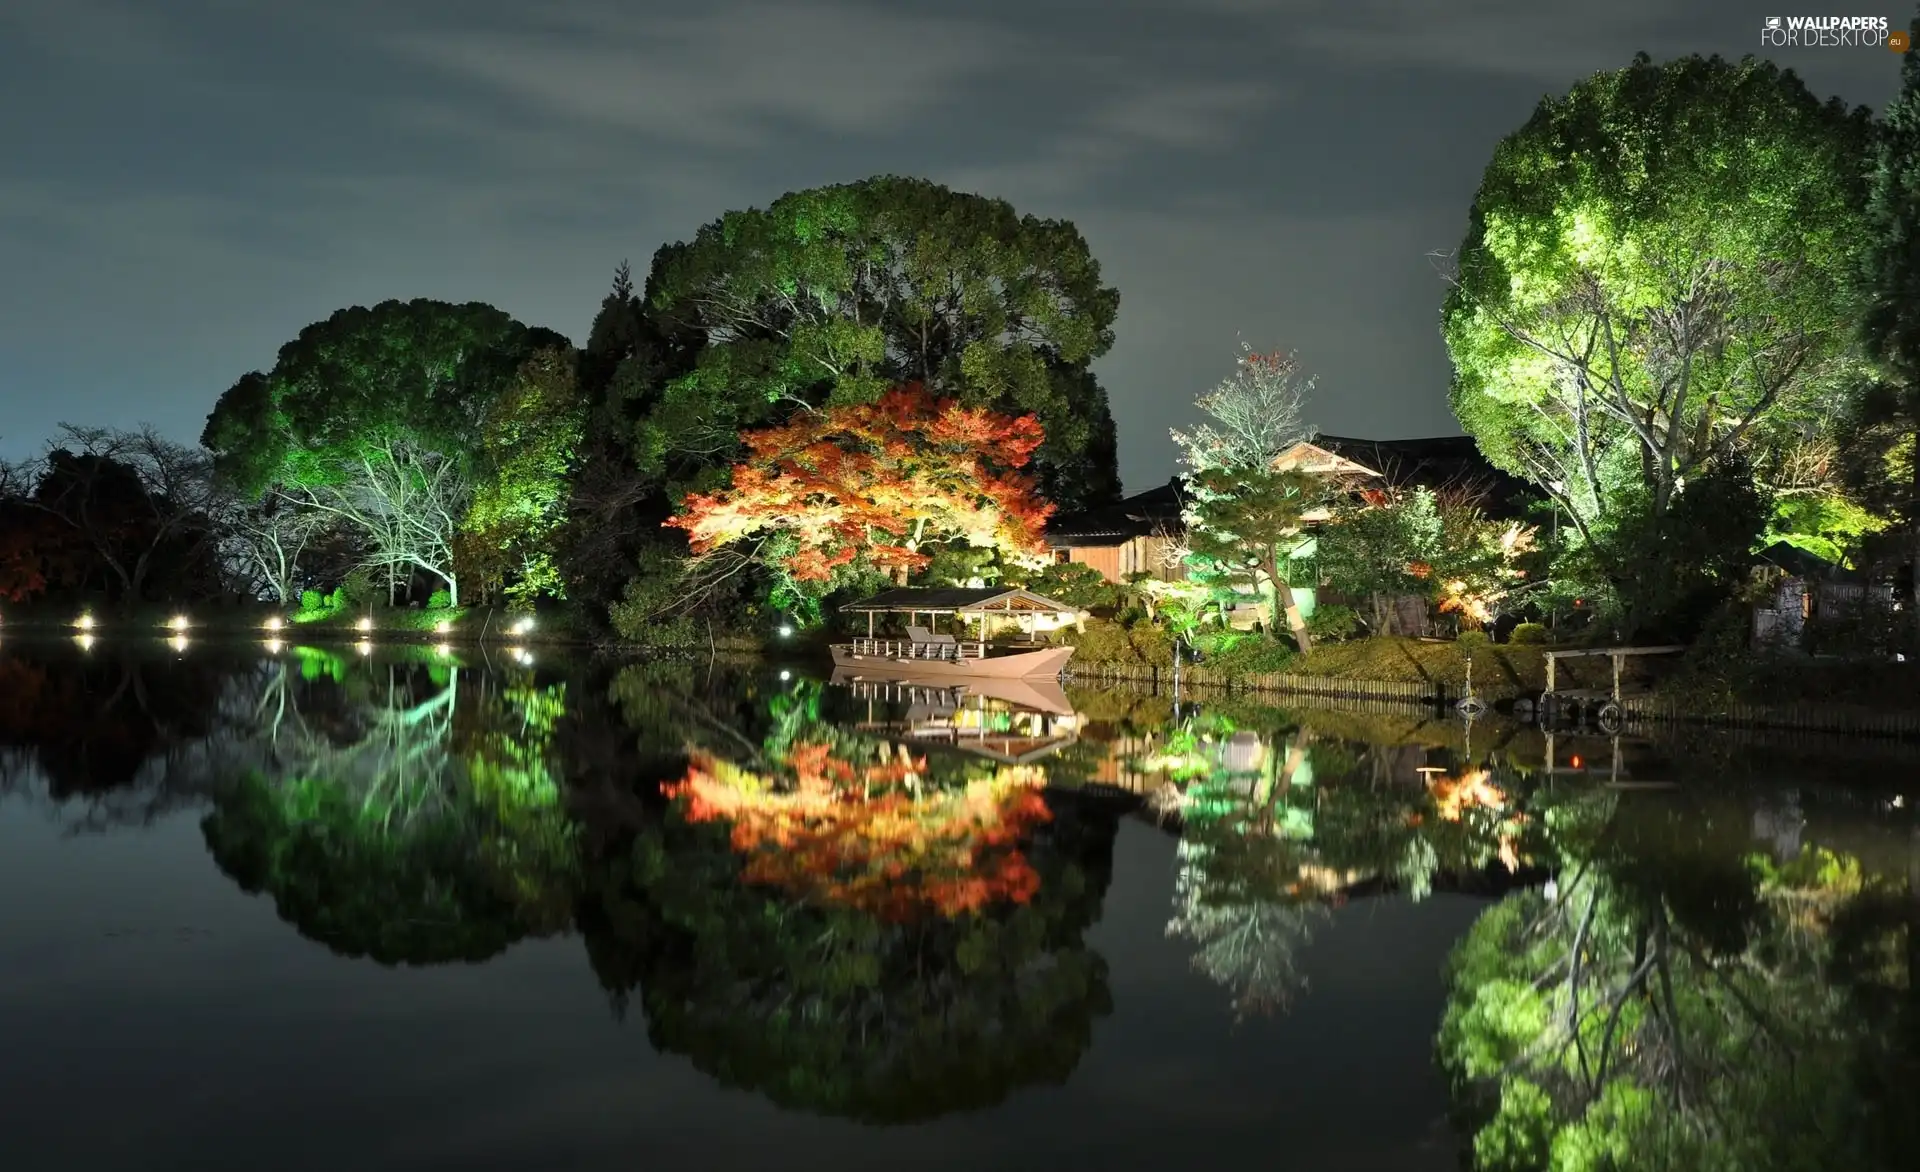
[
  {"x1": 828, "y1": 668, "x2": 1075, "y2": 715},
  {"x1": 829, "y1": 643, "x2": 1074, "y2": 679}
]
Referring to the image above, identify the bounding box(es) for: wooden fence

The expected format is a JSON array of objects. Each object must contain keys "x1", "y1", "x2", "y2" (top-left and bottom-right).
[
  {"x1": 1619, "y1": 696, "x2": 1920, "y2": 741},
  {"x1": 1064, "y1": 662, "x2": 1456, "y2": 705}
]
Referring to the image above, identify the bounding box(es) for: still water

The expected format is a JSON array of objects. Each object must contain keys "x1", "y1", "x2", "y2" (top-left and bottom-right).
[{"x1": 0, "y1": 639, "x2": 1912, "y2": 1171}]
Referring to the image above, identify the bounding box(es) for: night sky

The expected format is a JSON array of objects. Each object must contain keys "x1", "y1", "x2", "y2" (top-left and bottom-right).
[{"x1": 0, "y1": 1, "x2": 1901, "y2": 491}]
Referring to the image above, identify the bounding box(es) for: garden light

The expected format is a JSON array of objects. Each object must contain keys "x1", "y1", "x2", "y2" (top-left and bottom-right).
[
  {"x1": 434, "y1": 620, "x2": 452, "y2": 635},
  {"x1": 74, "y1": 633, "x2": 94, "y2": 651},
  {"x1": 356, "y1": 616, "x2": 374, "y2": 633},
  {"x1": 779, "y1": 669, "x2": 791, "y2": 681},
  {"x1": 74, "y1": 614, "x2": 93, "y2": 630},
  {"x1": 434, "y1": 642, "x2": 452, "y2": 656},
  {"x1": 169, "y1": 635, "x2": 189, "y2": 653},
  {"x1": 264, "y1": 616, "x2": 283, "y2": 632},
  {"x1": 169, "y1": 615, "x2": 191, "y2": 631},
  {"x1": 778, "y1": 625, "x2": 793, "y2": 637},
  {"x1": 510, "y1": 617, "x2": 534, "y2": 636},
  {"x1": 264, "y1": 638, "x2": 284, "y2": 654}
]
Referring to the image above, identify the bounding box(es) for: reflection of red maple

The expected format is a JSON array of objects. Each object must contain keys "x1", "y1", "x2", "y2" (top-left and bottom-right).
[
  {"x1": 1427, "y1": 768, "x2": 1526, "y2": 872},
  {"x1": 663, "y1": 745, "x2": 1053, "y2": 920},
  {"x1": 664, "y1": 385, "x2": 1055, "y2": 580}
]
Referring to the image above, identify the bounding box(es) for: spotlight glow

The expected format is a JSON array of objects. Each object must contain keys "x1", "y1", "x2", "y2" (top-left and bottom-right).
[
  {"x1": 356, "y1": 640, "x2": 373, "y2": 656},
  {"x1": 778, "y1": 669, "x2": 791, "y2": 681},
  {"x1": 263, "y1": 616, "x2": 283, "y2": 632},
  {"x1": 355, "y1": 616, "x2": 374, "y2": 633},
  {"x1": 74, "y1": 614, "x2": 93, "y2": 630},
  {"x1": 168, "y1": 615, "x2": 190, "y2": 632},
  {"x1": 169, "y1": 635, "x2": 189, "y2": 653},
  {"x1": 434, "y1": 643, "x2": 452, "y2": 656},
  {"x1": 509, "y1": 646, "x2": 532, "y2": 665},
  {"x1": 74, "y1": 633, "x2": 95, "y2": 651},
  {"x1": 434, "y1": 620, "x2": 452, "y2": 635},
  {"x1": 777, "y1": 625, "x2": 793, "y2": 638},
  {"x1": 264, "y1": 638, "x2": 284, "y2": 654},
  {"x1": 510, "y1": 617, "x2": 534, "y2": 636}
]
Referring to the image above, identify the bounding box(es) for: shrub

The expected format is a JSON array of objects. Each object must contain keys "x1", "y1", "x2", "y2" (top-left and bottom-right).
[
  {"x1": 1203, "y1": 635, "x2": 1297, "y2": 675},
  {"x1": 1508, "y1": 622, "x2": 1549, "y2": 645},
  {"x1": 1457, "y1": 629, "x2": 1491, "y2": 652},
  {"x1": 1306, "y1": 604, "x2": 1361, "y2": 643},
  {"x1": 300, "y1": 590, "x2": 324, "y2": 613},
  {"x1": 426, "y1": 589, "x2": 453, "y2": 610},
  {"x1": 1062, "y1": 618, "x2": 1143, "y2": 664},
  {"x1": 340, "y1": 567, "x2": 378, "y2": 607}
]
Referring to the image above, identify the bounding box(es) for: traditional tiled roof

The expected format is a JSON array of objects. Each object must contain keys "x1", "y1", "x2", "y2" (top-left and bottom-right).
[{"x1": 1044, "y1": 479, "x2": 1186, "y2": 545}]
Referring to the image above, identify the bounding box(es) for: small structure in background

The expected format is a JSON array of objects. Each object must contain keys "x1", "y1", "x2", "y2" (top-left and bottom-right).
[{"x1": 1750, "y1": 542, "x2": 1895, "y2": 649}]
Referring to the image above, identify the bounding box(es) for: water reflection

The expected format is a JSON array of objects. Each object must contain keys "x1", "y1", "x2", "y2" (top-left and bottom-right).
[
  {"x1": 199, "y1": 648, "x2": 577, "y2": 965},
  {"x1": 0, "y1": 637, "x2": 1910, "y2": 1156}
]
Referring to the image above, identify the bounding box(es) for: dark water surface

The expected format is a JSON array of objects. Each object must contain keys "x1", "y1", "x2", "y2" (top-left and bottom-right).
[{"x1": 0, "y1": 638, "x2": 1912, "y2": 1171}]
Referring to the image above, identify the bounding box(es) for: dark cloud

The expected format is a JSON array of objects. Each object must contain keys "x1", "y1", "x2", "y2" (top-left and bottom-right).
[{"x1": 0, "y1": 0, "x2": 1901, "y2": 488}]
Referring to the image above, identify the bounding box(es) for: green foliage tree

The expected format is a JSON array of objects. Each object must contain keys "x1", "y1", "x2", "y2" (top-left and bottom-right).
[
  {"x1": 202, "y1": 299, "x2": 569, "y2": 606},
  {"x1": 1854, "y1": 8, "x2": 1920, "y2": 641},
  {"x1": 1318, "y1": 488, "x2": 1442, "y2": 634},
  {"x1": 640, "y1": 176, "x2": 1123, "y2": 508},
  {"x1": 1444, "y1": 54, "x2": 1872, "y2": 618},
  {"x1": 1185, "y1": 467, "x2": 1328, "y2": 651},
  {"x1": 458, "y1": 347, "x2": 586, "y2": 605}
]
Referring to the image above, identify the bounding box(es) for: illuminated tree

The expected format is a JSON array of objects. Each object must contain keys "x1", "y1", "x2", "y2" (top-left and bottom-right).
[
  {"x1": 458, "y1": 347, "x2": 585, "y2": 604},
  {"x1": 1442, "y1": 54, "x2": 1872, "y2": 589},
  {"x1": 1853, "y1": 10, "x2": 1920, "y2": 642},
  {"x1": 642, "y1": 176, "x2": 1122, "y2": 507},
  {"x1": 1171, "y1": 342, "x2": 1316, "y2": 472},
  {"x1": 201, "y1": 300, "x2": 569, "y2": 605},
  {"x1": 666, "y1": 385, "x2": 1054, "y2": 587},
  {"x1": 1184, "y1": 467, "x2": 1326, "y2": 650}
]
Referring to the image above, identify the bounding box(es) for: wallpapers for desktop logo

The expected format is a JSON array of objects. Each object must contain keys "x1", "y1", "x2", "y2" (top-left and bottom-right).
[{"x1": 1760, "y1": 15, "x2": 1904, "y2": 48}]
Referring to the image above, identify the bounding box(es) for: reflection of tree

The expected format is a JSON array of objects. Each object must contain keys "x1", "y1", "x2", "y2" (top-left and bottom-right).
[
  {"x1": 1439, "y1": 786, "x2": 1916, "y2": 1171},
  {"x1": 665, "y1": 745, "x2": 1051, "y2": 920},
  {"x1": 0, "y1": 644, "x2": 261, "y2": 831},
  {"x1": 1163, "y1": 717, "x2": 1550, "y2": 1018},
  {"x1": 576, "y1": 692, "x2": 1120, "y2": 1122},
  {"x1": 1163, "y1": 719, "x2": 1326, "y2": 1017},
  {"x1": 203, "y1": 662, "x2": 578, "y2": 965}
]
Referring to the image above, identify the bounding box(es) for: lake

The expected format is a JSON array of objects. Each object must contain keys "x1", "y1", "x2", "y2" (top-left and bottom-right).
[{"x1": 0, "y1": 638, "x2": 1913, "y2": 1171}]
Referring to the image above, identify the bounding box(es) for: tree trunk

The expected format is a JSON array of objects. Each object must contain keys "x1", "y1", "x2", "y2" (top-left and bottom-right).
[
  {"x1": 445, "y1": 571, "x2": 459, "y2": 608},
  {"x1": 1268, "y1": 568, "x2": 1311, "y2": 653}
]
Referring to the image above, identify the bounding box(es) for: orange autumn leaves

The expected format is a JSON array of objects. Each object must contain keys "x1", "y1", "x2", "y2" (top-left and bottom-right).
[
  {"x1": 1425, "y1": 768, "x2": 1526, "y2": 873},
  {"x1": 663, "y1": 745, "x2": 1053, "y2": 920},
  {"x1": 664, "y1": 385, "x2": 1055, "y2": 580}
]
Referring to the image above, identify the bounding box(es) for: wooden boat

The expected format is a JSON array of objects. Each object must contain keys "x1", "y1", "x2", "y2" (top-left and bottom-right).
[{"x1": 830, "y1": 587, "x2": 1080, "y2": 680}]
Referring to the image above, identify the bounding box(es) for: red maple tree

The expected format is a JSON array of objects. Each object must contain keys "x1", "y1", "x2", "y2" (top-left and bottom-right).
[
  {"x1": 664, "y1": 385, "x2": 1055, "y2": 580},
  {"x1": 663, "y1": 745, "x2": 1053, "y2": 920}
]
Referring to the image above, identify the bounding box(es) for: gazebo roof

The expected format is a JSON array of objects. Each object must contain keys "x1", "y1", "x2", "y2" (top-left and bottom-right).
[{"x1": 839, "y1": 587, "x2": 1079, "y2": 614}]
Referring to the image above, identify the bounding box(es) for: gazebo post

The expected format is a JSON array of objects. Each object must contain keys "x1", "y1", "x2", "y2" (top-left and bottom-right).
[{"x1": 868, "y1": 611, "x2": 875, "y2": 638}]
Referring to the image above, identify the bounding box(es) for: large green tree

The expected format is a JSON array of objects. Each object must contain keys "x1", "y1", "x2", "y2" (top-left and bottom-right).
[
  {"x1": 1443, "y1": 55, "x2": 1873, "y2": 574},
  {"x1": 202, "y1": 300, "x2": 569, "y2": 605},
  {"x1": 1854, "y1": 7, "x2": 1920, "y2": 642},
  {"x1": 639, "y1": 176, "x2": 1123, "y2": 508}
]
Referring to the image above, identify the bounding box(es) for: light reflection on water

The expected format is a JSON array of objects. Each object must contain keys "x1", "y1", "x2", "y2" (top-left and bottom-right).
[{"x1": 0, "y1": 639, "x2": 1910, "y2": 1171}]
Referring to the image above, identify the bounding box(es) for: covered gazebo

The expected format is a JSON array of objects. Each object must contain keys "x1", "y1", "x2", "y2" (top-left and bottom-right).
[{"x1": 839, "y1": 587, "x2": 1084, "y2": 642}]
